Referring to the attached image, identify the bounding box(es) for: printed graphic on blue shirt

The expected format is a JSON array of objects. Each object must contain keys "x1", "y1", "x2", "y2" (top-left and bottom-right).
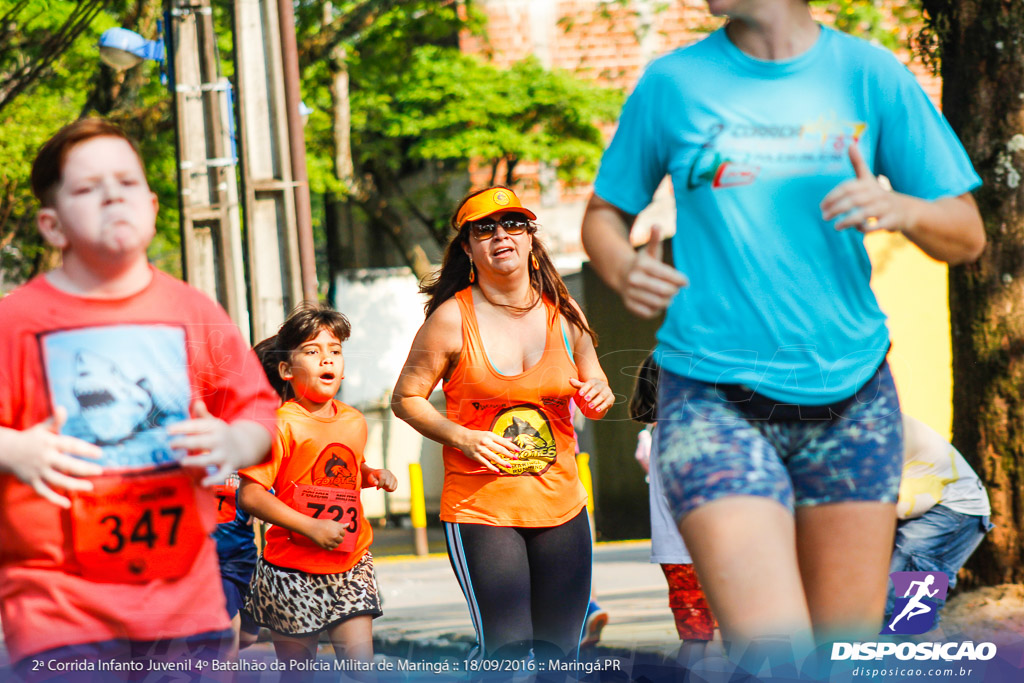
[
  {"x1": 687, "y1": 114, "x2": 865, "y2": 192},
  {"x1": 40, "y1": 324, "x2": 191, "y2": 469}
]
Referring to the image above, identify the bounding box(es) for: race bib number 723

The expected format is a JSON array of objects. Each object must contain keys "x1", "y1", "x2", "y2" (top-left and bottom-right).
[{"x1": 291, "y1": 484, "x2": 360, "y2": 552}]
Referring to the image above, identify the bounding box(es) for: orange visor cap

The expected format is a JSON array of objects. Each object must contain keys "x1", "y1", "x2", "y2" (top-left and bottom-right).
[{"x1": 455, "y1": 187, "x2": 538, "y2": 229}]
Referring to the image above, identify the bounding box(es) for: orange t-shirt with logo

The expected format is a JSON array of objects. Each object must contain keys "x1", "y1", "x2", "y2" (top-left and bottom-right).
[
  {"x1": 0, "y1": 270, "x2": 279, "y2": 664},
  {"x1": 240, "y1": 399, "x2": 372, "y2": 574},
  {"x1": 440, "y1": 287, "x2": 587, "y2": 527}
]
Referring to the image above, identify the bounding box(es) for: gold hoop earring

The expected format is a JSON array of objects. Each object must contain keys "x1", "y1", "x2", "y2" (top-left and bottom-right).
[
  {"x1": 531, "y1": 251, "x2": 540, "y2": 270},
  {"x1": 468, "y1": 256, "x2": 475, "y2": 283}
]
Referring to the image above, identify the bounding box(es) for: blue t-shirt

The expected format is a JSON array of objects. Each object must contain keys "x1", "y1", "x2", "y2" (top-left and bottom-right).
[{"x1": 594, "y1": 26, "x2": 981, "y2": 404}]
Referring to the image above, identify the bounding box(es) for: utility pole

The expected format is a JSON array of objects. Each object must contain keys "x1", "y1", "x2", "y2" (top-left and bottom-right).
[
  {"x1": 166, "y1": 0, "x2": 249, "y2": 339},
  {"x1": 232, "y1": 0, "x2": 303, "y2": 342},
  {"x1": 275, "y1": 0, "x2": 319, "y2": 303},
  {"x1": 166, "y1": 0, "x2": 317, "y2": 342}
]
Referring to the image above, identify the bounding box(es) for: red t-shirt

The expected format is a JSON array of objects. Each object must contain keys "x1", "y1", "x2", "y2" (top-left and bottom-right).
[
  {"x1": 240, "y1": 400, "x2": 373, "y2": 574},
  {"x1": 0, "y1": 269, "x2": 279, "y2": 663}
]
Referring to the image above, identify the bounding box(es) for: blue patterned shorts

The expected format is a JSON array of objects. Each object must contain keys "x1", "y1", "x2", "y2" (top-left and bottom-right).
[{"x1": 655, "y1": 362, "x2": 903, "y2": 520}]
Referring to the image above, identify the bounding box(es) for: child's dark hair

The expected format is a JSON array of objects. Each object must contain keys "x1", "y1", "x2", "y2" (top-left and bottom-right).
[
  {"x1": 254, "y1": 337, "x2": 289, "y2": 401},
  {"x1": 628, "y1": 353, "x2": 660, "y2": 424},
  {"x1": 255, "y1": 302, "x2": 352, "y2": 401}
]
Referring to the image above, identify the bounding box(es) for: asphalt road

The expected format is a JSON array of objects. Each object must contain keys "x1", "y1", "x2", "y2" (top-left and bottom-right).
[{"x1": 373, "y1": 538, "x2": 682, "y2": 657}]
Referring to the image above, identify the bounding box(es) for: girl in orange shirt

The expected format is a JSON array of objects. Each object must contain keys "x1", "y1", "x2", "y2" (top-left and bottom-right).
[
  {"x1": 239, "y1": 303, "x2": 397, "y2": 670},
  {"x1": 393, "y1": 187, "x2": 613, "y2": 661}
]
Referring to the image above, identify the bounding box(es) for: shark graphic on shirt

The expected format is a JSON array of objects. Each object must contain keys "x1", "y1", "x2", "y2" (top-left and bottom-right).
[{"x1": 67, "y1": 350, "x2": 171, "y2": 445}]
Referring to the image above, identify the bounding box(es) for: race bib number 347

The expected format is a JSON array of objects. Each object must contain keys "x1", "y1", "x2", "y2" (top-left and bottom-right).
[{"x1": 70, "y1": 469, "x2": 204, "y2": 583}]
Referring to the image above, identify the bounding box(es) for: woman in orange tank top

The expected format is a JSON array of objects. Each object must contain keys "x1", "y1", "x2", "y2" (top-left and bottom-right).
[{"x1": 393, "y1": 187, "x2": 613, "y2": 662}]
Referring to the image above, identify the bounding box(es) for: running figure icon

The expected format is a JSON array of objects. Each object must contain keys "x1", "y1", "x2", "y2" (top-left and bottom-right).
[{"x1": 888, "y1": 574, "x2": 938, "y2": 631}]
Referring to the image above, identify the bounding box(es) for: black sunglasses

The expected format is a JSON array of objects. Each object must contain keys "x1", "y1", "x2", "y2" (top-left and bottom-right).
[{"x1": 468, "y1": 213, "x2": 532, "y2": 241}]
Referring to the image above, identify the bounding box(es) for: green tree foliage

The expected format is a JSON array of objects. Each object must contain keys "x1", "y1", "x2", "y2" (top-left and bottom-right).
[
  {"x1": 347, "y1": 46, "x2": 622, "y2": 247},
  {"x1": 2, "y1": 0, "x2": 929, "y2": 287},
  {"x1": 811, "y1": 0, "x2": 923, "y2": 51},
  {"x1": 0, "y1": 0, "x2": 109, "y2": 114},
  {"x1": 385, "y1": 49, "x2": 620, "y2": 186},
  {"x1": 1, "y1": 0, "x2": 110, "y2": 283},
  {"x1": 297, "y1": 0, "x2": 624, "y2": 272},
  {"x1": 0, "y1": 0, "x2": 179, "y2": 289}
]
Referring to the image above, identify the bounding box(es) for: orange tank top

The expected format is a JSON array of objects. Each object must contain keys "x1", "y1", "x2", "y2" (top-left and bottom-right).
[{"x1": 440, "y1": 287, "x2": 587, "y2": 526}]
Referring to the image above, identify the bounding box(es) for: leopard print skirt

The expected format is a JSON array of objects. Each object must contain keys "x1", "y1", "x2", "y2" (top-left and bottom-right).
[{"x1": 244, "y1": 551, "x2": 382, "y2": 636}]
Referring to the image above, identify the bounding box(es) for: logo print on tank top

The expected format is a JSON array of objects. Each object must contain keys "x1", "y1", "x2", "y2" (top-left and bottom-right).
[
  {"x1": 489, "y1": 405, "x2": 557, "y2": 476},
  {"x1": 311, "y1": 443, "x2": 358, "y2": 487}
]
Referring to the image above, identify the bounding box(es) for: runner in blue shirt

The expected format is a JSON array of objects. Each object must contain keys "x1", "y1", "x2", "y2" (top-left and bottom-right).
[{"x1": 582, "y1": 0, "x2": 984, "y2": 656}]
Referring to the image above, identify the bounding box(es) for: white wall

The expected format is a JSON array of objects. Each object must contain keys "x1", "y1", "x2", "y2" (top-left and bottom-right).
[
  {"x1": 332, "y1": 268, "x2": 445, "y2": 517},
  {"x1": 533, "y1": 178, "x2": 677, "y2": 257},
  {"x1": 333, "y1": 267, "x2": 425, "y2": 407}
]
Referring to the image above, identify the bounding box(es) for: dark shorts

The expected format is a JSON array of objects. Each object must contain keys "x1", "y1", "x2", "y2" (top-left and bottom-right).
[
  {"x1": 656, "y1": 362, "x2": 904, "y2": 520},
  {"x1": 221, "y1": 574, "x2": 259, "y2": 636},
  {"x1": 218, "y1": 541, "x2": 259, "y2": 635}
]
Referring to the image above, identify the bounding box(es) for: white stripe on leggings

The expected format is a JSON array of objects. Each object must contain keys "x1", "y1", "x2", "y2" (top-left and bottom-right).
[{"x1": 445, "y1": 522, "x2": 485, "y2": 658}]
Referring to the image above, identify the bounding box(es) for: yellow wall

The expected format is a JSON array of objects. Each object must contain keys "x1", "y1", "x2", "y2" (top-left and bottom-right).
[{"x1": 866, "y1": 232, "x2": 952, "y2": 439}]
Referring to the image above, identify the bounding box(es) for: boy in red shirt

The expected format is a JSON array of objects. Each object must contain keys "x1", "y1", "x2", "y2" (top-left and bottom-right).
[{"x1": 0, "y1": 119, "x2": 279, "y2": 675}]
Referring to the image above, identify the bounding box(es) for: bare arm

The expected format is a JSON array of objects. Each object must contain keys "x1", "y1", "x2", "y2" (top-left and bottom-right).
[
  {"x1": 581, "y1": 194, "x2": 688, "y2": 318},
  {"x1": 566, "y1": 302, "x2": 614, "y2": 420},
  {"x1": 821, "y1": 145, "x2": 985, "y2": 265},
  {"x1": 391, "y1": 300, "x2": 519, "y2": 473},
  {"x1": 169, "y1": 400, "x2": 272, "y2": 486},
  {"x1": 237, "y1": 478, "x2": 347, "y2": 550},
  {"x1": 902, "y1": 194, "x2": 985, "y2": 264},
  {"x1": 361, "y1": 463, "x2": 398, "y2": 491}
]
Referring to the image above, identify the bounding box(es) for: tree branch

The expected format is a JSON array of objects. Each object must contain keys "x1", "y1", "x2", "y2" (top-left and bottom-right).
[
  {"x1": 353, "y1": 194, "x2": 433, "y2": 279},
  {"x1": 0, "y1": 0, "x2": 111, "y2": 115},
  {"x1": 300, "y1": 0, "x2": 405, "y2": 69}
]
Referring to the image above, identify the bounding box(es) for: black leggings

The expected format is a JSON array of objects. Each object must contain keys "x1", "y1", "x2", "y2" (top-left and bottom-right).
[{"x1": 444, "y1": 508, "x2": 592, "y2": 661}]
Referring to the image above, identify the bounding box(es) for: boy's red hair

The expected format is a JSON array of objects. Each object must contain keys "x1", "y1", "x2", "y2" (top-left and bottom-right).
[{"x1": 31, "y1": 118, "x2": 146, "y2": 208}]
